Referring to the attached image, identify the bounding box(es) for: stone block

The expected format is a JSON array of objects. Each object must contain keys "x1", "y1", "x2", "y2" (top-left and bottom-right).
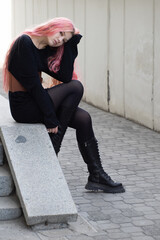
[
  {"x1": 0, "y1": 194, "x2": 22, "y2": 220},
  {"x1": 0, "y1": 124, "x2": 78, "y2": 227},
  {"x1": 0, "y1": 94, "x2": 13, "y2": 126},
  {"x1": 0, "y1": 164, "x2": 14, "y2": 196},
  {"x1": 0, "y1": 142, "x2": 3, "y2": 165}
]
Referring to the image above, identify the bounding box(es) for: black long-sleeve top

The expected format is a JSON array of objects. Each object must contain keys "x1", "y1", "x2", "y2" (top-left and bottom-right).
[{"x1": 8, "y1": 34, "x2": 81, "y2": 128}]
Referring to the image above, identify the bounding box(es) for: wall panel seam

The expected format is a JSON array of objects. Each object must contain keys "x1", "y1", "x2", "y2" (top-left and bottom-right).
[
  {"x1": 123, "y1": 0, "x2": 126, "y2": 117},
  {"x1": 152, "y1": 0, "x2": 155, "y2": 130},
  {"x1": 84, "y1": 0, "x2": 86, "y2": 100},
  {"x1": 107, "y1": 0, "x2": 110, "y2": 111}
]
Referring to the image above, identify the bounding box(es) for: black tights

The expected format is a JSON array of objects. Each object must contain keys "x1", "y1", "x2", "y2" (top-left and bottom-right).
[{"x1": 47, "y1": 80, "x2": 94, "y2": 143}]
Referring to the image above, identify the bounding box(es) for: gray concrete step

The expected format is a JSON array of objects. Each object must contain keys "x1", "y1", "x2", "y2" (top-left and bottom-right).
[
  {"x1": 0, "y1": 194, "x2": 22, "y2": 220},
  {"x1": 0, "y1": 124, "x2": 78, "y2": 229},
  {"x1": 0, "y1": 142, "x2": 4, "y2": 165},
  {"x1": 0, "y1": 94, "x2": 13, "y2": 126},
  {"x1": 0, "y1": 163, "x2": 14, "y2": 196}
]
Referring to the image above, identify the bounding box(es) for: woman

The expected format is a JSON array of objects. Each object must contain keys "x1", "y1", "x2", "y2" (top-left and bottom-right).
[{"x1": 3, "y1": 17, "x2": 125, "y2": 193}]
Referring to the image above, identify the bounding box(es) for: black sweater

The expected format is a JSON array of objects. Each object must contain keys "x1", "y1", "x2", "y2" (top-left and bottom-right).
[{"x1": 8, "y1": 34, "x2": 82, "y2": 128}]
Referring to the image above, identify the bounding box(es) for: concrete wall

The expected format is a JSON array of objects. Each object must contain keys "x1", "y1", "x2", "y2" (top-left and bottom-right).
[
  {"x1": 0, "y1": 0, "x2": 12, "y2": 67},
  {"x1": 11, "y1": 0, "x2": 160, "y2": 131}
]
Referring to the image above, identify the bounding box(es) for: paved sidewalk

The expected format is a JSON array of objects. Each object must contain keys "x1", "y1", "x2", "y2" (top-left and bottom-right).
[{"x1": 59, "y1": 102, "x2": 160, "y2": 240}]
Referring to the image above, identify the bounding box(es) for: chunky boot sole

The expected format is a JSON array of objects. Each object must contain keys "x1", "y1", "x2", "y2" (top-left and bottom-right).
[{"x1": 85, "y1": 181, "x2": 125, "y2": 193}]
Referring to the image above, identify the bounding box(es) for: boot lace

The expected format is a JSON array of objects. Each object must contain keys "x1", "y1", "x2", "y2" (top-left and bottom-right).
[{"x1": 95, "y1": 141, "x2": 112, "y2": 181}]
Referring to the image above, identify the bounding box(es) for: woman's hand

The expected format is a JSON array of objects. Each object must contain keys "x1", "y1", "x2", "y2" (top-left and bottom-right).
[
  {"x1": 64, "y1": 34, "x2": 82, "y2": 59},
  {"x1": 47, "y1": 126, "x2": 58, "y2": 134},
  {"x1": 67, "y1": 34, "x2": 82, "y2": 46}
]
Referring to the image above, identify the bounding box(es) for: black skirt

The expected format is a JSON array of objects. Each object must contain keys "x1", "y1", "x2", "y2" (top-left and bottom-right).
[{"x1": 9, "y1": 91, "x2": 44, "y2": 124}]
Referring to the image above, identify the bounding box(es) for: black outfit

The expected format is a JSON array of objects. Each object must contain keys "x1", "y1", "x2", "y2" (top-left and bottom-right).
[
  {"x1": 8, "y1": 34, "x2": 80, "y2": 128},
  {"x1": 8, "y1": 34, "x2": 125, "y2": 193}
]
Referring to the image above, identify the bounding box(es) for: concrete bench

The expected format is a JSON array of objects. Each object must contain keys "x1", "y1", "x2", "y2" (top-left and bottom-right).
[
  {"x1": 0, "y1": 142, "x2": 3, "y2": 165},
  {"x1": 0, "y1": 95, "x2": 78, "y2": 229},
  {"x1": 0, "y1": 163, "x2": 14, "y2": 196}
]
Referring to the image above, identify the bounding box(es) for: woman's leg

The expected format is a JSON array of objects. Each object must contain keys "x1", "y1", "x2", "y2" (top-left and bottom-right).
[
  {"x1": 68, "y1": 107, "x2": 95, "y2": 143},
  {"x1": 47, "y1": 80, "x2": 84, "y2": 154},
  {"x1": 47, "y1": 80, "x2": 83, "y2": 111},
  {"x1": 69, "y1": 107, "x2": 125, "y2": 194}
]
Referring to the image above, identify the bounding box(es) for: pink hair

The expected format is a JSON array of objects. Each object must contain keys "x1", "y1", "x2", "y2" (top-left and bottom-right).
[{"x1": 3, "y1": 17, "x2": 79, "y2": 92}]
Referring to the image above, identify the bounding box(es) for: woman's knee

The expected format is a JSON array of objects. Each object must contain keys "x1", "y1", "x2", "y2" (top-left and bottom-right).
[
  {"x1": 83, "y1": 111, "x2": 92, "y2": 126},
  {"x1": 70, "y1": 80, "x2": 84, "y2": 97},
  {"x1": 76, "y1": 109, "x2": 92, "y2": 127}
]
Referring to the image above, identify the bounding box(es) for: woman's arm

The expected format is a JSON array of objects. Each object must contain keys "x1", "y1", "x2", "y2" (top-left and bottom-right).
[{"x1": 45, "y1": 34, "x2": 82, "y2": 82}]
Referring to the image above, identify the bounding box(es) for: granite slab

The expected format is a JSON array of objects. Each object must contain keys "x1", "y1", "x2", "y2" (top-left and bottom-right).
[{"x1": 0, "y1": 124, "x2": 78, "y2": 227}]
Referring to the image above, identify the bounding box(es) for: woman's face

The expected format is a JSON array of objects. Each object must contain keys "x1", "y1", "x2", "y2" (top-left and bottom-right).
[{"x1": 47, "y1": 31, "x2": 73, "y2": 47}]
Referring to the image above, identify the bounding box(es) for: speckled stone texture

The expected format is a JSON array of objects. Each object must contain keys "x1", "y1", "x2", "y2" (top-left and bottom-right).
[
  {"x1": 0, "y1": 194, "x2": 22, "y2": 220},
  {"x1": 0, "y1": 163, "x2": 14, "y2": 196},
  {"x1": 0, "y1": 124, "x2": 78, "y2": 227},
  {"x1": 0, "y1": 142, "x2": 3, "y2": 165}
]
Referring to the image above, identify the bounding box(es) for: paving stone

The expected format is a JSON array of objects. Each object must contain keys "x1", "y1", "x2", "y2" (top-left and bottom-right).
[
  {"x1": 0, "y1": 194, "x2": 22, "y2": 220},
  {"x1": 73, "y1": 197, "x2": 91, "y2": 204},
  {"x1": 79, "y1": 204, "x2": 101, "y2": 212},
  {"x1": 145, "y1": 214, "x2": 160, "y2": 220},
  {"x1": 154, "y1": 219, "x2": 160, "y2": 225},
  {"x1": 123, "y1": 198, "x2": 145, "y2": 204},
  {"x1": 154, "y1": 237, "x2": 160, "y2": 240},
  {"x1": 92, "y1": 199, "x2": 110, "y2": 207},
  {"x1": 68, "y1": 215, "x2": 97, "y2": 236},
  {"x1": 132, "y1": 236, "x2": 155, "y2": 240},
  {"x1": 112, "y1": 201, "x2": 132, "y2": 209},
  {"x1": 0, "y1": 163, "x2": 14, "y2": 196},
  {"x1": 0, "y1": 124, "x2": 77, "y2": 227},
  {"x1": 110, "y1": 215, "x2": 132, "y2": 224},
  {"x1": 120, "y1": 223, "x2": 134, "y2": 228},
  {"x1": 121, "y1": 208, "x2": 144, "y2": 217},
  {"x1": 67, "y1": 235, "x2": 94, "y2": 240},
  {"x1": 93, "y1": 235, "x2": 110, "y2": 240},
  {"x1": 133, "y1": 219, "x2": 154, "y2": 227},
  {"x1": 145, "y1": 200, "x2": 160, "y2": 207},
  {"x1": 97, "y1": 222, "x2": 120, "y2": 230},
  {"x1": 121, "y1": 226, "x2": 143, "y2": 233},
  {"x1": 87, "y1": 211, "x2": 111, "y2": 221},
  {"x1": 107, "y1": 232, "x2": 130, "y2": 239},
  {"x1": 0, "y1": 217, "x2": 39, "y2": 240},
  {"x1": 132, "y1": 205, "x2": 154, "y2": 212},
  {"x1": 30, "y1": 236, "x2": 67, "y2": 240},
  {"x1": 133, "y1": 192, "x2": 154, "y2": 199},
  {"x1": 142, "y1": 224, "x2": 160, "y2": 236},
  {"x1": 107, "y1": 228, "x2": 122, "y2": 234},
  {"x1": 131, "y1": 232, "x2": 147, "y2": 237}
]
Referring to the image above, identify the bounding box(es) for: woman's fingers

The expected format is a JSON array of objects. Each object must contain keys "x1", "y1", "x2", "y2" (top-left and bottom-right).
[
  {"x1": 54, "y1": 126, "x2": 58, "y2": 133},
  {"x1": 47, "y1": 126, "x2": 58, "y2": 134}
]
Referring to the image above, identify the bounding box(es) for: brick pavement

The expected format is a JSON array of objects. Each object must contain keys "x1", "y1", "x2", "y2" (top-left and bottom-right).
[
  {"x1": 58, "y1": 101, "x2": 160, "y2": 240},
  {"x1": 1, "y1": 69, "x2": 160, "y2": 239}
]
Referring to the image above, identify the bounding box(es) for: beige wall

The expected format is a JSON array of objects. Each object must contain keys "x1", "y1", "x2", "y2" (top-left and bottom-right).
[
  {"x1": 109, "y1": 0, "x2": 159, "y2": 131},
  {"x1": 11, "y1": 0, "x2": 160, "y2": 131},
  {"x1": 0, "y1": 0, "x2": 12, "y2": 67}
]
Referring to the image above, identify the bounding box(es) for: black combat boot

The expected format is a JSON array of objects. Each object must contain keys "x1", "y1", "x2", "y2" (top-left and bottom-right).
[
  {"x1": 49, "y1": 106, "x2": 75, "y2": 155},
  {"x1": 78, "y1": 137, "x2": 125, "y2": 193}
]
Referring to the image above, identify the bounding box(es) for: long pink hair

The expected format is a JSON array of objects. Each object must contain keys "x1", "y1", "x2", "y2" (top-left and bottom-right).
[{"x1": 3, "y1": 17, "x2": 79, "y2": 92}]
